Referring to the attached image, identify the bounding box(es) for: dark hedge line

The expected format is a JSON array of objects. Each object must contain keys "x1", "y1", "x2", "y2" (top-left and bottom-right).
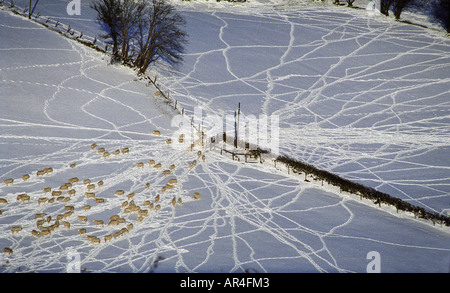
[{"x1": 276, "y1": 155, "x2": 450, "y2": 227}]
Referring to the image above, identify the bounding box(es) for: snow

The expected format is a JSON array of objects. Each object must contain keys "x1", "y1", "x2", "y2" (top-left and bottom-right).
[{"x1": 1, "y1": 0, "x2": 449, "y2": 273}]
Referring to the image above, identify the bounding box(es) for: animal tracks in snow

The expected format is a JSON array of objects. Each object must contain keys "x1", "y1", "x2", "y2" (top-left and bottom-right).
[{"x1": 1, "y1": 3, "x2": 449, "y2": 273}]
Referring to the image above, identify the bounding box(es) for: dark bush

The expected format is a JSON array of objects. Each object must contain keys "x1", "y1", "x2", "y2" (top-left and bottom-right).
[
  {"x1": 393, "y1": 0, "x2": 413, "y2": 20},
  {"x1": 433, "y1": 0, "x2": 450, "y2": 32}
]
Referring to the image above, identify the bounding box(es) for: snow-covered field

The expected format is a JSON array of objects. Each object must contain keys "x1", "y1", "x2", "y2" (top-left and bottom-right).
[{"x1": 0, "y1": 0, "x2": 449, "y2": 273}]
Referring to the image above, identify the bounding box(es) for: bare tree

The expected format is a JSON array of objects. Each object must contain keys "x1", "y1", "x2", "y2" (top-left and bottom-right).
[
  {"x1": 91, "y1": 0, "x2": 187, "y2": 72},
  {"x1": 392, "y1": 0, "x2": 412, "y2": 20},
  {"x1": 380, "y1": 0, "x2": 394, "y2": 16},
  {"x1": 134, "y1": 0, "x2": 188, "y2": 73},
  {"x1": 117, "y1": 0, "x2": 147, "y2": 62},
  {"x1": 433, "y1": 0, "x2": 450, "y2": 33},
  {"x1": 90, "y1": 0, "x2": 122, "y2": 56}
]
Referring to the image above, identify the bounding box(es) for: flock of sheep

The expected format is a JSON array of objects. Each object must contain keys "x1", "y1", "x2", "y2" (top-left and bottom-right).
[{"x1": 1, "y1": 130, "x2": 204, "y2": 256}]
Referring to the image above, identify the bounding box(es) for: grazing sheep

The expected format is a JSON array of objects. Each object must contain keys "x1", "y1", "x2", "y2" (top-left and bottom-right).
[
  {"x1": 162, "y1": 170, "x2": 171, "y2": 176},
  {"x1": 69, "y1": 177, "x2": 79, "y2": 183},
  {"x1": 68, "y1": 189, "x2": 76, "y2": 196},
  {"x1": 78, "y1": 216, "x2": 88, "y2": 222},
  {"x1": 115, "y1": 190, "x2": 124, "y2": 196},
  {"x1": 11, "y1": 226, "x2": 22, "y2": 234},
  {"x1": 87, "y1": 235, "x2": 101, "y2": 244},
  {"x1": 36, "y1": 219, "x2": 45, "y2": 227},
  {"x1": 44, "y1": 167, "x2": 53, "y2": 174},
  {"x1": 154, "y1": 163, "x2": 162, "y2": 169},
  {"x1": 22, "y1": 174, "x2": 30, "y2": 181},
  {"x1": 35, "y1": 213, "x2": 46, "y2": 219},
  {"x1": 48, "y1": 198, "x2": 55, "y2": 204},
  {"x1": 62, "y1": 221, "x2": 70, "y2": 229},
  {"x1": 52, "y1": 191, "x2": 62, "y2": 197},
  {"x1": 168, "y1": 178, "x2": 177, "y2": 184},
  {"x1": 121, "y1": 201, "x2": 128, "y2": 208},
  {"x1": 63, "y1": 211, "x2": 73, "y2": 219},
  {"x1": 78, "y1": 228, "x2": 86, "y2": 235},
  {"x1": 138, "y1": 209, "x2": 148, "y2": 216},
  {"x1": 194, "y1": 192, "x2": 201, "y2": 200},
  {"x1": 36, "y1": 170, "x2": 46, "y2": 177},
  {"x1": 82, "y1": 205, "x2": 91, "y2": 211},
  {"x1": 3, "y1": 178, "x2": 14, "y2": 185},
  {"x1": 17, "y1": 193, "x2": 26, "y2": 201},
  {"x1": 64, "y1": 205, "x2": 75, "y2": 211},
  {"x1": 127, "y1": 192, "x2": 135, "y2": 199},
  {"x1": 121, "y1": 147, "x2": 129, "y2": 154},
  {"x1": 83, "y1": 179, "x2": 91, "y2": 185},
  {"x1": 85, "y1": 192, "x2": 95, "y2": 198},
  {"x1": 148, "y1": 160, "x2": 155, "y2": 165},
  {"x1": 104, "y1": 234, "x2": 113, "y2": 242},
  {"x1": 41, "y1": 230, "x2": 51, "y2": 237},
  {"x1": 43, "y1": 187, "x2": 51, "y2": 193},
  {"x1": 137, "y1": 162, "x2": 144, "y2": 168},
  {"x1": 97, "y1": 148, "x2": 105, "y2": 153},
  {"x1": 17, "y1": 194, "x2": 30, "y2": 202},
  {"x1": 95, "y1": 198, "x2": 105, "y2": 204},
  {"x1": 108, "y1": 219, "x2": 118, "y2": 226},
  {"x1": 103, "y1": 152, "x2": 110, "y2": 158},
  {"x1": 38, "y1": 197, "x2": 48, "y2": 205},
  {"x1": 93, "y1": 219, "x2": 104, "y2": 226},
  {"x1": 56, "y1": 196, "x2": 65, "y2": 202},
  {"x1": 114, "y1": 149, "x2": 120, "y2": 155},
  {"x1": 87, "y1": 184, "x2": 96, "y2": 191},
  {"x1": 110, "y1": 215, "x2": 120, "y2": 222}
]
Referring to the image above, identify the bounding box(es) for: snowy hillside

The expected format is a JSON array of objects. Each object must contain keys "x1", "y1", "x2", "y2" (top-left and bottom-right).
[{"x1": 0, "y1": 0, "x2": 449, "y2": 273}]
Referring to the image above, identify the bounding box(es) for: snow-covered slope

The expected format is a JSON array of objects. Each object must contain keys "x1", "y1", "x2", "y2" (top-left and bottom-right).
[{"x1": 1, "y1": 1, "x2": 449, "y2": 273}]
